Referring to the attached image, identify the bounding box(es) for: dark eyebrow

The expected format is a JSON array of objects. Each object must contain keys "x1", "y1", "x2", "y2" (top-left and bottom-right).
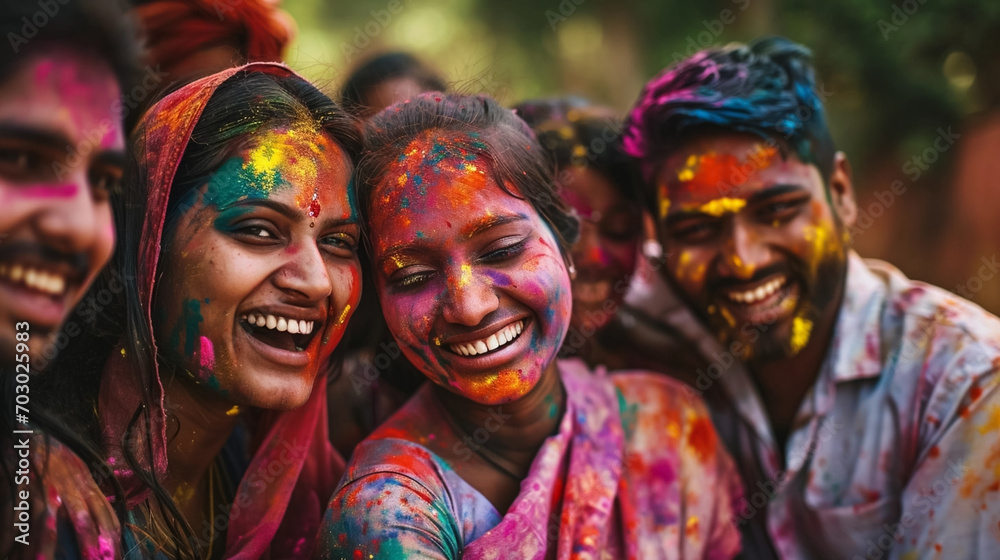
[
  {"x1": 0, "y1": 123, "x2": 72, "y2": 151},
  {"x1": 228, "y1": 198, "x2": 357, "y2": 229},
  {"x1": 745, "y1": 184, "x2": 807, "y2": 205},
  {"x1": 459, "y1": 213, "x2": 528, "y2": 238}
]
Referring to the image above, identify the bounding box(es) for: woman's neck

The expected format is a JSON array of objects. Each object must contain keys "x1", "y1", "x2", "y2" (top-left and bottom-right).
[
  {"x1": 434, "y1": 359, "x2": 565, "y2": 473},
  {"x1": 160, "y1": 372, "x2": 241, "y2": 504}
]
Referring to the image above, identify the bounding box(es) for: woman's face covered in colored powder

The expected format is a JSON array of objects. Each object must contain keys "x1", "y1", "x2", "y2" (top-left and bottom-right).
[
  {"x1": 153, "y1": 125, "x2": 361, "y2": 410},
  {"x1": 654, "y1": 132, "x2": 855, "y2": 363},
  {"x1": 559, "y1": 166, "x2": 641, "y2": 334},
  {"x1": 369, "y1": 131, "x2": 573, "y2": 405}
]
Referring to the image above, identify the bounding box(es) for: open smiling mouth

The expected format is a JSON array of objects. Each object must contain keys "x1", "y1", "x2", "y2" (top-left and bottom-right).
[
  {"x1": 0, "y1": 262, "x2": 74, "y2": 297},
  {"x1": 240, "y1": 312, "x2": 318, "y2": 352},
  {"x1": 446, "y1": 320, "x2": 526, "y2": 357},
  {"x1": 715, "y1": 273, "x2": 800, "y2": 325}
]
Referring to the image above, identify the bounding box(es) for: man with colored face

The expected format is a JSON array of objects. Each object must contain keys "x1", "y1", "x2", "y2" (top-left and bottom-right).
[
  {"x1": 0, "y1": 0, "x2": 140, "y2": 557},
  {"x1": 624, "y1": 37, "x2": 1000, "y2": 559},
  {"x1": 0, "y1": 0, "x2": 137, "y2": 367}
]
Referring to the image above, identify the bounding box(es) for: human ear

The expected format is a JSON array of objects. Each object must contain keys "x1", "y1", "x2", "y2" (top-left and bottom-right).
[{"x1": 828, "y1": 152, "x2": 857, "y2": 229}]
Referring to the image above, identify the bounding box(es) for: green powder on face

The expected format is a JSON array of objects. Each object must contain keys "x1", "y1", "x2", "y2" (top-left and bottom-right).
[{"x1": 204, "y1": 156, "x2": 288, "y2": 209}]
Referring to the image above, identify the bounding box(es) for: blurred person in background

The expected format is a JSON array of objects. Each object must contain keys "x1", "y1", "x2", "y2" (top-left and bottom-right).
[
  {"x1": 339, "y1": 51, "x2": 446, "y2": 119},
  {"x1": 625, "y1": 36, "x2": 1000, "y2": 559},
  {"x1": 128, "y1": 0, "x2": 295, "y2": 119},
  {"x1": 514, "y1": 96, "x2": 707, "y2": 378},
  {"x1": 0, "y1": 0, "x2": 140, "y2": 557}
]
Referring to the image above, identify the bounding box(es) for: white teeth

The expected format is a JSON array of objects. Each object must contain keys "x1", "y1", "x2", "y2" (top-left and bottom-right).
[
  {"x1": 448, "y1": 321, "x2": 525, "y2": 357},
  {"x1": 0, "y1": 263, "x2": 70, "y2": 296},
  {"x1": 726, "y1": 277, "x2": 786, "y2": 304},
  {"x1": 245, "y1": 313, "x2": 315, "y2": 336}
]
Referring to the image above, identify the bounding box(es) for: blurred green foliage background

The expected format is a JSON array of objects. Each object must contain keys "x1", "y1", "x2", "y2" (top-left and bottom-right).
[{"x1": 281, "y1": 0, "x2": 1000, "y2": 311}]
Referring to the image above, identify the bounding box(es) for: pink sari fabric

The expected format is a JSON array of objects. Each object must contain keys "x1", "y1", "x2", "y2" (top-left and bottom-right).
[
  {"x1": 463, "y1": 359, "x2": 743, "y2": 560},
  {"x1": 320, "y1": 359, "x2": 742, "y2": 559},
  {"x1": 97, "y1": 62, "x2": 343, "y2": 559}
]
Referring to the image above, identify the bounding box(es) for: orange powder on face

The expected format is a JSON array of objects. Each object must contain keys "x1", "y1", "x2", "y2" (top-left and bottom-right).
[
  {"x1": 459, "y1": 368, "x2": 534, "y2": 403},
  {"x1": 675, "y1": 144, "x2": 780, "y2": 196}
]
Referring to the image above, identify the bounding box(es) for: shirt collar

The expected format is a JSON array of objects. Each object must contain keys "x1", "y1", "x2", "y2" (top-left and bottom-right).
[{"x1": 824, "y1": 251, "x2": 887, "y2": 383}]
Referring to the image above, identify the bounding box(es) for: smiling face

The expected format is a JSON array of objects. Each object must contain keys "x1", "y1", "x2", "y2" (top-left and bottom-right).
[
  {"x1": 655, "y1": 132, "x2": 855, "y2": 363},
  {"x1": 560, "y1": 166, "x2": 641, "y2": 333},
  {"x1": 152, "y1": 124, "x2": 361, "y2": 410},
  {"x1": 0, "y1": 47, "x2": 125, "y2": 364},
  {"x1": 369, "y1": 131, "x2": 573, "y2": 405}
]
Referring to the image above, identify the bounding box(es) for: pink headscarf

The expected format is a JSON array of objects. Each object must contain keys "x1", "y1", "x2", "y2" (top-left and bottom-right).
[{"x1": 97, "y1": 62, "x2": 344, "y2": 559}]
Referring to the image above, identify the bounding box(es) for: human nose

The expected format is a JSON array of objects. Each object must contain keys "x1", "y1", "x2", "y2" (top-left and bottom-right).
[
  {"x1": 274, "y1": 240, "x2": 333, "y2": 302},
  {"x1": 33, "y1": 175, "x2": 102, "y2": 256},
  {"x1": 718, "y1": 219, "x2": 770, "y2": 280},
  {"x1": 441, "y1": 264, "x2": 499, "y2": 327}
]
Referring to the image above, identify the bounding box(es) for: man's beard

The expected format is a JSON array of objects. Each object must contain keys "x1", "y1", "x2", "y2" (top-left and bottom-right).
[{"x1": 672, "y1": 250, "x2": 848, "y2": 366}]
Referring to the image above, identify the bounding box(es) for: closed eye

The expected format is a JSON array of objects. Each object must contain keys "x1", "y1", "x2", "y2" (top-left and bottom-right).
[
  {"x1": 757, "y1": 196, "x2": 808, "y2": 223},
  {"x1": 479, "y1": 238, "x2": 527, "y2": 263},
  {"x1": 670, "y1": 219, "x2": 721, "y2": 243},
  {"x1": 390, "y1": 266, "x2": 436, "y2": 290}
]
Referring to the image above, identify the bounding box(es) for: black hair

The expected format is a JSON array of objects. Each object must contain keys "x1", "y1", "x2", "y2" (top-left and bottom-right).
[
  {"x1": 514, "y1": 96, "x2": 641, "y2": 209},
  {"x1": 340, "y1": 51, "x2": 447, "y2": 117},
  {"x1": 37, "y1": 69, "x2": 361, "y2": 558}
]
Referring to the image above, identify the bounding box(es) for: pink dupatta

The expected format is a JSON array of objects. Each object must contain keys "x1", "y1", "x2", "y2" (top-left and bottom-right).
[{"x1": 97, "y1": 63, "x2": 344, "y2": 559}]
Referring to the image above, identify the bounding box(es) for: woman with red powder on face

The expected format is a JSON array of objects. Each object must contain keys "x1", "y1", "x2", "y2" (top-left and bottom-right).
[
  {"x1": 38, "y1": 63, "x2": 363, "y2": 559},
  {"x1": 315, "y1": 92, "x2": 742, "y2": 560}
]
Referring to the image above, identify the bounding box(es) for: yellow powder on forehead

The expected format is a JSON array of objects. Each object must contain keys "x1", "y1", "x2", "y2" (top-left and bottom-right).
[
  {"x1": 698, "y1": 197, "x2": 747, "y2": 217},
  {"x1": 243, "y1": 126, "x2": 325, "y2": 195}
]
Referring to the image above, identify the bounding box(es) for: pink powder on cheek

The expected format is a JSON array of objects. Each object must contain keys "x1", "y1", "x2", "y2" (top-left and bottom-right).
[{"x1": 199, "y1": 335, "x2": 215, "y2": 371}]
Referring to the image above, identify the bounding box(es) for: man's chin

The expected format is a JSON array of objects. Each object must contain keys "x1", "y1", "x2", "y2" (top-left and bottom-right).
[{"x1": 712, "y1": 320, "x2": 795, "y2": 365}]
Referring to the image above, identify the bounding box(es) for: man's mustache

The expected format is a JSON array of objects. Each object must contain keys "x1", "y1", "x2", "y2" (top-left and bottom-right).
[{"x1": 0, "y1": 240, "x2": 89, "y2": 281}]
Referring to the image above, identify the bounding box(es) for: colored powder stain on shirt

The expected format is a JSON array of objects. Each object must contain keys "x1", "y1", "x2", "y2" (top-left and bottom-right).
[
  {"x1": 686, "y1": 417, "x2": 717, "y2": 462},
  {"x1": 977, "y1": 404, "x2": 1000, "y2": 434}
]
